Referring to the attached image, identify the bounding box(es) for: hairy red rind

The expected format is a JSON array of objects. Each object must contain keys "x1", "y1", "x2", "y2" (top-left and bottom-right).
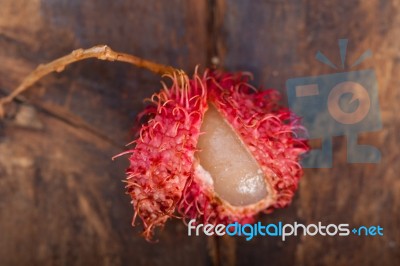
[{"x1": 123, "y1": 69, "x2": 309, "y2": 240}]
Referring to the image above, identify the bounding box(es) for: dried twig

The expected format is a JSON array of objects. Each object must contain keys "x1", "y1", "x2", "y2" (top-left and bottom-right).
[{"x1": 0, "y1": 45, "x2": 183, "y2": 118}]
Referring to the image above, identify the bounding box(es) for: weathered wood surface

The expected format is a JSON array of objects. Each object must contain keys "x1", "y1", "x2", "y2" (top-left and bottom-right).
[{"x1": 0, "y1": 0, "x2": 399, "y2": 265}]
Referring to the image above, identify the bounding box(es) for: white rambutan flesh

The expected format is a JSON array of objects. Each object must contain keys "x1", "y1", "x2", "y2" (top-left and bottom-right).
[{"x1": 196, "y1": 104, "x2": 268, "y2": 206}]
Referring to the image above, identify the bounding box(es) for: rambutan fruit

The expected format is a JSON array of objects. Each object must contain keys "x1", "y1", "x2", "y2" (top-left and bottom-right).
[
  {"x1": 124, "y1": 69, "x2": 309, "y2": 239},
  {"x1": 0, "y1": 46, "x2": 309, "y2": 241}
]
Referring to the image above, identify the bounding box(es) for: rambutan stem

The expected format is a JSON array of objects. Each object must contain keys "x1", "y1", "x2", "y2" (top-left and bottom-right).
[{"x1": 0, "y1": 45, "x2": 183, "y2": 118}]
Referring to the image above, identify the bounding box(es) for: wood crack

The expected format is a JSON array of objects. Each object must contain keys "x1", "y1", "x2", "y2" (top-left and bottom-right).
[{"x1": 0, "y1": 87, "x2": 124, "y2": 149}]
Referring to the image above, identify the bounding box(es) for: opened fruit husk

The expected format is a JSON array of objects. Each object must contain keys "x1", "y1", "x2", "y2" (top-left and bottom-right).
[{"x1": 123, "y1": 69, "x2": 309, "y2": 240}]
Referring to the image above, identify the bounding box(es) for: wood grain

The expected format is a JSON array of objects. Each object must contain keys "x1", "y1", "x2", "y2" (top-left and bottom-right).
[
  {"x1": 0, "y1": 0, "x2": 399, "y2": 265},
  {"x1": 218, "y1": 0, "x2": 400, "y2": 265},
  {"x1": 0, "y1": 1, "x2": 210, "y2": 265}
]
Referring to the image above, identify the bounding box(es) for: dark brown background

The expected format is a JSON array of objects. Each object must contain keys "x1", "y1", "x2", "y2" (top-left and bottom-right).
[{"x1": 0, "y1": 0, "x2": 399, "y2": 265}]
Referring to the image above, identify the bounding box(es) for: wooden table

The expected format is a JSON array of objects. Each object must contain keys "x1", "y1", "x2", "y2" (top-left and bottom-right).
[{"x1": 0, "y1": 0, "x2": 399, "y2": 265}]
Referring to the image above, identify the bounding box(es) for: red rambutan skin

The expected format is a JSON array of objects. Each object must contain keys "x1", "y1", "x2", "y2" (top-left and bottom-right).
[
  {"x1": 124, "y1": 72, "x2": 207, "y2": 239},
  {"x1": 123, "y1": 69, "x2": 309, "y2": 240}
]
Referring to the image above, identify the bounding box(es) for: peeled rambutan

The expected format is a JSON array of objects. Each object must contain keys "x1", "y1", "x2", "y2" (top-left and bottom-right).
[
  {"x1": 0, "y1": 45, "x2": 309, "y2": 241},
  {"x1": 124, "y1": 69, "x2": 309, "y2": 239}
]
